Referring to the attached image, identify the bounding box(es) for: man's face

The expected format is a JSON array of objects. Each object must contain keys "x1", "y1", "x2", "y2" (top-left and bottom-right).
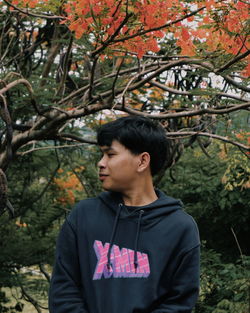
[{"x1": 98, "y1": 140, "x2": 140, "y2": 192}]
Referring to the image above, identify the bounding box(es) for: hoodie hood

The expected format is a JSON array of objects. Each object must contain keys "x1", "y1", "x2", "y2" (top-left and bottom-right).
[{"x1": 99, "y1": 189, "x2": 183, "y2": 224}]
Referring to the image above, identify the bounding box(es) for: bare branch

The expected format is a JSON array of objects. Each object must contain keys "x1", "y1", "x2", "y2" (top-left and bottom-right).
[
  {"x1": 216, "y1": 49, "x2": 250, "y2": 74},
  {"x1": 0, "y1": 94, "x2": 13, "y2": 160},
  {"x1": 57, "y1": 81, "x2": 103, "y2": 106},
  {"x1": 3, "y1": 0, "x2": 65, "y2": 20},
  {"x1": 91, "y1": 11, "x2": 133, "y2": 57},
  {"x1": 149, "y1": 80, "x2": 250, "y2": 102},
  {"x1": 40, "y1": 25, "x2": 63, "y2": 87},
  {"x1": 56, "y1": 133, "x2": 96, "y2": 144},
  {"x1": 58, "y1": 59, "x2": 209, "y2": 106},
  {"x1": 223, "y1": 74, "x2": 250, "y2": 93},
  {"x1": 115, "y1": 102, "x2": 250, "y2": 119},
  {"x1": 111, "y1": 56, "x2": 125, "y2": 101},
  {"x1": 0, "y1": 31, "x2": 15, "y2": 63},
  {"x1": 149, "y1": 80, "x2": 190, "y2": 95},
  {"x1": 18, "y1": 142, "x2": 93, "y2": 156},
  {"x1": 39, "y1": 263, "x2": 51, "y2": 283},
  {"x1": 89, "y1": 59, "x2": 210, "y2": 101},
  {"x1": 231, "y1": 227, "x2": 244, "y2": 260},
  {"x1": 88, "y1": 56, "x2": 99, "y2": 100},
  {"x1": 166, "y1": 131, "x2": 250, "y2": 152},
  {"x1": 116, "y1": 68, "x2": 143, "y2": 105},
  {"x1": 0, "y1": 77, "x2": 41, "y2": 114},
  {"x1": 55, "y1": 35, "x2": 74, "y2": 97},
  {"x1": 15, "y1": 273, "x2": 48, "y2": 313},
  {"x1": 112, "y1": 7, "x2": 205, "y2": 44},
  {"x1": 0, "y1": 78, "x2": 33, "y2": 95}
]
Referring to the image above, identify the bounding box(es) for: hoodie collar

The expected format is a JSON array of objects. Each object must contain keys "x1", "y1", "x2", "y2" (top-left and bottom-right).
[{"x1": 99, "y1": 189, "x2": 183, "y2": 224}]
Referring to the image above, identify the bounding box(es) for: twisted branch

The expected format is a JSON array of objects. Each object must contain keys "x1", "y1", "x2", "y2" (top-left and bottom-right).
[
  {"x1": 165, "y1": 131, "x2": 249, "y2": 152},
  {"x1": 3, "y1": 0, "x2": 66, "y2": 20},
  {"x1": 114, "y1": 102, "x2": 250, "y2": 119}
]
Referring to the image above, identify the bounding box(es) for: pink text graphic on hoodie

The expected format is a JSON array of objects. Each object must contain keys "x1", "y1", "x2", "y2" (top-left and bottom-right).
[{"x1": 93, "y1": 240, "x2": 150, "y2": 280}]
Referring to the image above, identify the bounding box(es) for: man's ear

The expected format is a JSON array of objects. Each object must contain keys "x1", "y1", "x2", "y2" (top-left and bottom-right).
[{"x1": 137, "y1": 152, "x2": 151, "y2": 173}]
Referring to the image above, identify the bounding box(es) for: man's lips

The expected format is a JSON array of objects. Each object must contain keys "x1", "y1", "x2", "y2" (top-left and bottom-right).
[{"x1": 99, "y1": 174, "x2": 109, "y2": 181}]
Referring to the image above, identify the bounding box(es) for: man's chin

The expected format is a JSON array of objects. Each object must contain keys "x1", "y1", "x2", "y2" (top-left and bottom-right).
[{"x1": 102, "y1": 184, "x2": 121, "y2": 193}]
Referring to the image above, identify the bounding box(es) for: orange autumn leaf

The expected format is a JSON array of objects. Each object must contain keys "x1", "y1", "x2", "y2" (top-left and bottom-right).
[
  {"x1": 181, "y1": 28, "x2": 190, "y2": 42},
  {"x1": 54, "y1": 168, "x2": 85, "y2": 205}
]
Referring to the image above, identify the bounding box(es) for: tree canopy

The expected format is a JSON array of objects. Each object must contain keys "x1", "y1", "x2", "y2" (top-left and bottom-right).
[{"x1": 0, "y1": 0, "x2": 249, "y2": 174}]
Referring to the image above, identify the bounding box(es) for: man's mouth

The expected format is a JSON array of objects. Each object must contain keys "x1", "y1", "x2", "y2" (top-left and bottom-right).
[{"x1": 99, "y1": 174, "x2": 109, "y2": 181}]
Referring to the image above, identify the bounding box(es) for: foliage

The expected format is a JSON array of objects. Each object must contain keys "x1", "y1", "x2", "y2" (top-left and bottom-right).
[
  {"x1": 54, "y1": 166, "x2": 85, "y2": 205},
  {"x1": 7, "y1": 0, "x2": 250, "y2": 71},
  {"x1": 195, "y1": 245, "x2": 250, "y2": 313},
  {"x1": 0, "y1": 142, "x2": 99, "y2": 312},
  {"x1": 158, "y1": 140, "x2": 250, "y2": 312},
  {"x1": 159, "y1": 140, "x2": 250, "y2": 259},
  {"x1": 221, "y1": 131, "x2": 250, "y2": 191}
]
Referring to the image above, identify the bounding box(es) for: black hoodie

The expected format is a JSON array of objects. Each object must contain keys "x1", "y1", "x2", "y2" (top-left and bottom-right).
[{"x1": 49, "y1": 190, "x2": 200, "y2": 313}]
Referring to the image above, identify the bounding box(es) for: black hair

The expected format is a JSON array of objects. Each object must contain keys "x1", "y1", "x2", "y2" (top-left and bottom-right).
[{"x1": 97, "y1": 115, "x2": 170, "y2": 176}]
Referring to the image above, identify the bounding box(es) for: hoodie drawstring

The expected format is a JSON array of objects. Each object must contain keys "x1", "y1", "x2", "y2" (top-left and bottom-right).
[
  {"x1": 107, "y1": 205, "x2": 144, "y2": 272},
  {"x1": 107, "y1": 203, "x2": 123, "y2": 270},
  {"x1": 134, "y1": 210, "x2": 144, "y2": 271}
]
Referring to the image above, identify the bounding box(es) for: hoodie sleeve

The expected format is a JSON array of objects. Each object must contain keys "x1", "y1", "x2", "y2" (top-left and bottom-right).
[
  {"x1": 151, "y1": 245, "x2": 200, "y2": 313},
  {"x1": 49, "y1": 216, "x2": 89, "y2": 313}
]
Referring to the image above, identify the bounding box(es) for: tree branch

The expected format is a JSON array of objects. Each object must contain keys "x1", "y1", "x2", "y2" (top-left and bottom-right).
[
  {"x1": 39, "y1": 263, "x2": 51, "y2": 283},
  {"x1": 18, "y1": 142, "x2": 94, "y2": 156},
  {"x1": 58, "y1": 59, "x2": 205, "y2": 106},
  {"x1": 90, "y1": 59, "x2": 209, "y2": 101},
  {"x1": 223, "y1": 74, "x2": 250, "y2": 93},
  {"x1": 3, "y1": 0, "x2": 65, "y2": 20},
  {"x1": 216, "y1": 49, "x2": 250, "y2": 74},
  {"x1": 88, "y1": 56, "x2": 99, "y2": 100},
  {"x1": 55, "y1": 35, "x2": 74, "y2": 97},
  {"x1": 112, "y1": 7, "x2": 205, "y2": 44},
  {"x1": 111, "y1": 56, "x2": 125, "y2": 101},
  {"x1": 149, "y1": 80, "x2": 250, "y2": 102},
  {"x1": 0, "y1": 77, "x2": 40, "y2": 114},
  {"x1": 91, "y1": 11, "x2": 133, "y2": 57},
  {"x1": 166, "y1": 131, "x2": 250, "y2": 152},
  {"x1": 56, "y1": 133, "x2": 96, "y2": 144},
  {"x1": 115, "y1": 102, "x2": 250, "y2": 119},
  {"x1": 0, "y1": 78, "x2": 33, "y2": 95},
  {"x1": 40, "y1": 25, "x2": 63, "y2": 87}
]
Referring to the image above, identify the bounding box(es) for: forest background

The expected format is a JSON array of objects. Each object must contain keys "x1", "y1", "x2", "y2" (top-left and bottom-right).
[{"x1": 0, "y1": 0, "x2": 249, "y2": 312}]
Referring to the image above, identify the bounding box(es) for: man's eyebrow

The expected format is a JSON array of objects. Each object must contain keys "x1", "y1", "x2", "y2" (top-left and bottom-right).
[{"x1": 99, "y1": 146, "x2": 116, "y2": 152}]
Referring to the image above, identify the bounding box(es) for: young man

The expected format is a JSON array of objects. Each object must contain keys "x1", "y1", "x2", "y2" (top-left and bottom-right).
[{"x1": 49, "y1": 115, "x2": 200, "y2": 313}]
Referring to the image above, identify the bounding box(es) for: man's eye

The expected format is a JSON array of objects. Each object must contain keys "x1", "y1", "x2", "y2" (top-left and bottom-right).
[{"x1": 108, "y1": 154, "x2": 115, "y2": 157}]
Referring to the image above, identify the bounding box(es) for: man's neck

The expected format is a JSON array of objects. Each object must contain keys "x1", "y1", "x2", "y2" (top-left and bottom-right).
[{"x1": 122, "y1": 182, "x2": 158, "y2": 207}]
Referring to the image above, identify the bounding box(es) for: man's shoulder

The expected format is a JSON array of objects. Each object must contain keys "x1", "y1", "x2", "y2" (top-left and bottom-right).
[
  {"x1": 163, "y1": 208, "x2": 199, "y2": 239},
  {"x1": 174, "y1": 209, "x2": 197, "y2": 226},
  {"x1": 73, "y1": 196, "x2": 102, "y2": 212},
  {"x1": 174, "y1": 209, "x2": 200, "y2": 246},
  {"x1": 65, "y1": 196, "x2": 102, "y2": 227}
]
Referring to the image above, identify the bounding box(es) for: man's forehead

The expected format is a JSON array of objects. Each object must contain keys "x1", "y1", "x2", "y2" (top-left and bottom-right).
[{"x1": 99, "y1": 140, "x2": 121, "y2": 151}]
